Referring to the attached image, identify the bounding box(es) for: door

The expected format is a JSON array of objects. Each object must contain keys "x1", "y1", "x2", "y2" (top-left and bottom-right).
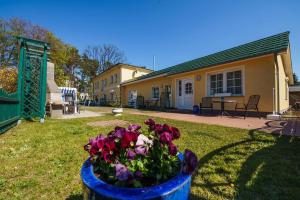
[
  {"x1": 164, "y1": 85, "x2": 172, "y2": 108},
  {"x1": 176, "y1": 79, "x2": 194, "y2": 109},
  {"x1": 128, "y1": 90, "x2": 137, "y2": 108}
]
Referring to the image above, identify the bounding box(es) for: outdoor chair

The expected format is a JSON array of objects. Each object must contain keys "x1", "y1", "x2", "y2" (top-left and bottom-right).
[
  {"x1": 200, "y1": 97, "x2": 213, "y2": 114},
  {"x1": 136, "y1": 95, "x2": 145, "y2": 108},
  {"x1": 235, "y1": 95, "x2": 261, "y2": 119}
]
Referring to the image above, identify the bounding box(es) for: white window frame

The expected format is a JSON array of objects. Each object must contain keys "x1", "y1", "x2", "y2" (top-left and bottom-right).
[
  {"x1": 185, "y1": 82, "x2": 193, "y2": 94},
  {"x1": 206, "y1": 66, "x2": 245, "y2": 97}
]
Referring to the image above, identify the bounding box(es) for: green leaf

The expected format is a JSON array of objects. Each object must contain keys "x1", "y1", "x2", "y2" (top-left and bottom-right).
[{"x1": 132, "y1": 180, "x2": 143, "y2": 188}]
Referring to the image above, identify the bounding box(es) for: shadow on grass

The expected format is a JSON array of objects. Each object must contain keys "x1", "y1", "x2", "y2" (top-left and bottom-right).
[
  {"x1": 65, "y1": 193, "x2": 83, "y2": 200},
  {"x1": 190, "y1": 130, "x2": 300, "y2": 199}
]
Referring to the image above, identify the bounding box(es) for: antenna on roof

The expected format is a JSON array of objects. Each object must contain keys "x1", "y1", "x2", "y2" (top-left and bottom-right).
[{"x1": 152, "y1": 55, "x2": 155, "y2": 71}]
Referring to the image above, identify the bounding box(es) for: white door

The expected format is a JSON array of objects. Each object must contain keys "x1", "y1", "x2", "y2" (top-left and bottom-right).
[{"x1": 176, "y1": 79, "x2": 194, "y2": 109}]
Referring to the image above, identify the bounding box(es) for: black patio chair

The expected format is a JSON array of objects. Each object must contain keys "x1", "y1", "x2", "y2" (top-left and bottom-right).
[
  {"x1": 200, "y1": 97, "x2": 213, "y2": 114},
  {"x1": 136, "y1": 95, "x2": 145, "y2": 109},
  {"x1": 235, "y1": 95, "x2": 261, "y2": 119}
]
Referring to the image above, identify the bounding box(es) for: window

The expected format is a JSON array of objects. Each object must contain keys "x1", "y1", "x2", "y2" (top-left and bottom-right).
[
  {"x1": 110, "y1": 75, "x2": 113, "y2": 84},
  {"x1": 178, "y1": 80, "x2": 182, "y2": 96},
  {"x1": 210, "y1": 73, "x2": 223, "y2": 96},
  {"x1": 185, "y1": 82, "x2": 193, "y2": 94},
  {"x1": 114, "y1": 74, "x2": 118, "y2": 83},
  {"x1": 208, "y1": 69, "x2": 243, "y2": 96},
  {"x1": 110, "y1": 93, "x2": 114, "y2": 100},
  {"x1": 152, "y1": 87, "x2": 159, "y2": 99},
  {"x1": 226, "y1": 70, "x2": 242, "y2": 95}
]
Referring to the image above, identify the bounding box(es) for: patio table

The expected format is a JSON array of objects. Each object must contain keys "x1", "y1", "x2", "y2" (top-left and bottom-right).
[{"x1": 213, "y1": 98, "x2": 237, "y2": 116}]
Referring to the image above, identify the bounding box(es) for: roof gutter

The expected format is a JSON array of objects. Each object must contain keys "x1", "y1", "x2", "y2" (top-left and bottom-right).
[{"x1": 121, "y1": 73, "x2": 168, "y2": 86}]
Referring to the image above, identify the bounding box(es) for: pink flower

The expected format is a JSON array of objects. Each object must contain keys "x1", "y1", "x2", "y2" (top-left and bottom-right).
[
  {"x1": 126, "y1": 150, "x2": 136, "y2": 160},
  {"x1": 183, "y1": 149, "x2": 198, "y2": 174},
  {"x1": 115, "y1": 163, "x2": 132, "y2": 181},
  {"x1": 102, "y1": 151, "x2": 114, "y2": 163},
  {"x1": 159, "y1": 132, "x2": 173, "y2": 144},
  {"x1": 135, "y1": 145, "x2": 148, "y2": 155},
  {"x1": 154, "y1": 124, "x2": 163, "y2": 135},
  {"x1": 84, "y1": 135, "x2": 106, "y2": 156},
  {"x1": 127, "y1": 124, "x2": 141, "y2": 132},
  {"x1": 114, "y1": 127, "x2": 126, "y2": 138},
  {"x1": 162, "y1": 124, "x2": 172, "y2": 132},
  {"x1": 168, "y1": 143, "x2": 178, "y2": 156},
  {"x1": 170, "y1": 127, "x2": 180, "y2": 139},
  {"x1": 145, "y1": 118, "x2": 155, "y2": 126},
  {"x1": 120, "y1": 131, "x2": 138, "y2": 148}
]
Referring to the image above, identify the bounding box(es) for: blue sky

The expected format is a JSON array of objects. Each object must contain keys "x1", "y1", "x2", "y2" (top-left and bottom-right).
[{"x1": 1, "y1": 0, "x2": 300, "y2": 76}]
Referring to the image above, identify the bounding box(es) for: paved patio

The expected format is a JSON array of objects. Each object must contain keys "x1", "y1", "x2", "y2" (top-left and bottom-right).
[
  {"x1": 129, "y1": 110, "x2": 269, "y2": 130},
  {"x1": 83, "y1": 106, "x2": 300, "y2": 135},
  {"x1": 54, "y1": 110, "x2": 105, "y2": 119},
  {"x1": 84, "y1": 106, "x2": 269, "y2": 130}
]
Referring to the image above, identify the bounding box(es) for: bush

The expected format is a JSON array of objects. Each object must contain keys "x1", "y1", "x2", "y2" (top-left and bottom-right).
[{"x1": 0, "y1": 67, "x2": 18, "y2": 93}]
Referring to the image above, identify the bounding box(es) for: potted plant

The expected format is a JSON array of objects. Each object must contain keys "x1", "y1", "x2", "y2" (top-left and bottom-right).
[{"x1": 81, "y1": 119, "x2": 198, "y2": 200}]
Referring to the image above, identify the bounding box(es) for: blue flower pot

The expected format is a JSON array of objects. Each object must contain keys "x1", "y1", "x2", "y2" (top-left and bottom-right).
[{"x1": 81, "y1": 154, "x2": 192, "y2": 200}]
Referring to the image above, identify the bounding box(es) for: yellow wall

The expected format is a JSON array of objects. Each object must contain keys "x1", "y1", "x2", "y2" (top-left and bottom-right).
[
  {"x1": 277, "y1": 55, "x2": 289, "y2": 113},
  {"x1": 120, "y1": 67, "x2": 150, "y2": 82},
  {"x1": 93, "y1": 64, "x2": 152, "y2": 102},
  {"x1": 93, "y1": 66, "x2": 121, "y2": 101},
  {"x1": 121, "y1": 77, "x2": 172, "y2": 104},
  {"x1": 122, "y1": 55, "x2": 278, "y2": 112}
]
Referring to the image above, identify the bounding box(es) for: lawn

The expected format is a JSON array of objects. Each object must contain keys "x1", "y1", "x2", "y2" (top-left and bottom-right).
[{"x1": 0, "y1": 114, "x2": 299, "y2": 200}]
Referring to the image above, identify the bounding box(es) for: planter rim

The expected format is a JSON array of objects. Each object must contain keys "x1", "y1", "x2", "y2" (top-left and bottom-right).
[{"x1": 81, "y1": 153, "x2": 191, "y2": 199}]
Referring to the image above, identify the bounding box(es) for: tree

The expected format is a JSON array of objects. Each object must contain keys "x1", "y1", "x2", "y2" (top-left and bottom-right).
[
  {"x1": 63, "y1": 45, "x2": 81, "y2": 87},
  {"x1": 44, "y1": 31, "x2": 69, "y2": 86},
  {"x1": 79, "y1": 53, "x2": 99, "y2": 92},
  {"x1": 0, "y1": 18, "x2": 49, "y2": 67},
  {"x1": 293, "y1": 73, "x2": 299, "y2": 85},
  {"x1": 84, "y1": 44, "x2": 126, "y2": 74},
  {"x1": 0, "y1": 18, "x2": 76, "y2": 87}
]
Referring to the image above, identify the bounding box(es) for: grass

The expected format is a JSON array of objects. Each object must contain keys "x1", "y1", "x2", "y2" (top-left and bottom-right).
[{"x1": 0, "y1": 113, "x2": 299, "y2": 200}]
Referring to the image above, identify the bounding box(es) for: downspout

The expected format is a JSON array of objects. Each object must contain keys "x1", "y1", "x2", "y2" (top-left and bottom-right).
[{"x1": 274, "y1": 53, "x2": 280, "y2": 114}]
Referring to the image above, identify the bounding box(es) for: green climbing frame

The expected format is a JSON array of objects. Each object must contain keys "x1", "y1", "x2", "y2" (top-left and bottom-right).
[{"x1": 18, "y1": 37, "x2": 49, "y2": 120}]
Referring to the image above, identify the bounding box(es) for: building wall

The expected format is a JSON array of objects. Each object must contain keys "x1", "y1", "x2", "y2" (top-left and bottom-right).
[
  {"x1": 121, "y1": 77, "x2": 172, "y2": 105},
  {"x1": 122, "y1": 55, "x2": 277, "y2": 112},
  {"x1": 93, "y1": 65, "x2": 152, "y2": 103},
  {"x1": 93, "y1": 67, "x2": 121, "y2": 102},
  {"x1": 277, "y1": 55, "x2": 290, "y2": 113},
  {"x1": 120, "y1": 67, "x2": 150, "y2": 82}
]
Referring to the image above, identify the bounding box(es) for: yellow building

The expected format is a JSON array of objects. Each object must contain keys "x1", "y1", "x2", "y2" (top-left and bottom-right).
[
  {"x1": 121, "y1": 32, "x2": 294, "y2": 114},
  {"x1": 93, "y1": 63, "x2": 153, "y2": 105}
]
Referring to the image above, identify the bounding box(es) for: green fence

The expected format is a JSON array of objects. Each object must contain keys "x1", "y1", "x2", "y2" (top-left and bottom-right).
[
  {"x1": 0, "y1": 36, "x2": 49, "y2": 134},
  {"x1": 0, "y1": 89, "x2": 20, "y2": 133}
]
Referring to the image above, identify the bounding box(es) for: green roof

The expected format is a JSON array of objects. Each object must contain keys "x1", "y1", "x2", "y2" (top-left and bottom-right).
[{"x1": 123, "y1": 31, "x2": 290, "y2": 84}]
